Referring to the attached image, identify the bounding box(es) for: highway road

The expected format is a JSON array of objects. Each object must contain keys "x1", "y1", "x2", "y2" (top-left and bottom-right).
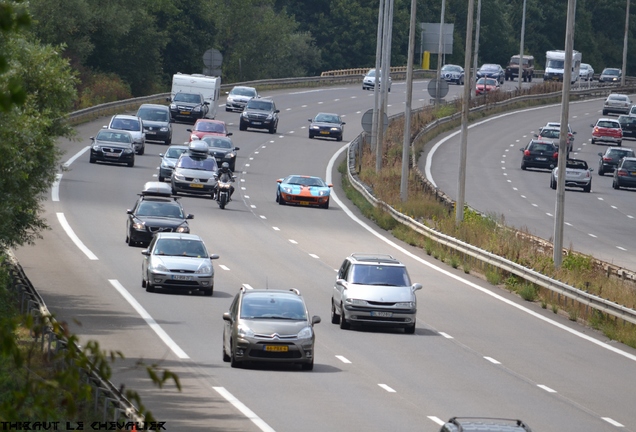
[
  {"x1": 14, "y1": 79, "x2": 636, "y2": 432},
  {"x1": 424, "y1": 95, "x2": 636, "y2": 271}
]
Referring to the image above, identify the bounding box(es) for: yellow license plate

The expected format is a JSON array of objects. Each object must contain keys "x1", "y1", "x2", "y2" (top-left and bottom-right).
[
  {"x1": 190, "y1": 184, "x2": 204, "y2": 188},
  {"x1": 299, "y1": 201, "x2": 309, "y2": 205},
  {"x1": 180, "y1": 111, "x2": 191, "y2": 115},
  {"x1": 264, "y1": 345, "x2": 288, "y2": 352},
  {"x1": 320, "y1": 131, "x2": 329, "y2": 134}
]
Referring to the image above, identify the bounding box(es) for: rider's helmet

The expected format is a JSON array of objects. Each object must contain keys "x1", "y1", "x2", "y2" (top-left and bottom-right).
[{"x1": 222, "y1": 162, "x2": 230, "y2": 169}]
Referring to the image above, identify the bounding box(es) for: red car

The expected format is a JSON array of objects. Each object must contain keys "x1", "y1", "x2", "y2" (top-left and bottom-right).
[
  {"x1": 591, "y1": 118, "x2": 622, "y2": 146},
  {"x1": 187, "y1": 119, "x2": 232, "y2": 141},
  {"x1": 475, "y1": 78, "x2": 500, "y2": 96}
]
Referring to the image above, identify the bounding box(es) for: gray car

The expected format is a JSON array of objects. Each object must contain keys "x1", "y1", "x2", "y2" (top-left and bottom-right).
[
  {"x1": 158, "y1": 144, "x2": 188, "y2": 182},
  {"x1": 225, "y1": 86, "x2": 258, "y2": 112},
  {"x1": 136, "y1": 104, "x2": 173, "y2": 145},
  {"x1": 331, "y1": 253, "x2": 422, "y2": 334},
  {"x1": 171, "y1": 141, "x2": 218, "y2": 197},
  {"x1": 141, "y1": 233, "x2": 219, "y2": 296},
  {"x1": 106, "y1": 114, "x2": 146, "y2": 155},
  {"x1": 362, "y1": 68, "x2": 392, "y2": 91},
  {"x1": 603, "y1": 93, "x2": 632, "y2": 116},
  {"x1": 222, "y1": 287, "x2": 321, "y2": 370}
]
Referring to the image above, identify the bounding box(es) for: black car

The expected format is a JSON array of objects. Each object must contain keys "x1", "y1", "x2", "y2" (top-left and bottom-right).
[
  {"x1": 239, "y1": 98, "x2": 279, "y2": 134},
  {"x1": 171, "y1": 141, "x2": 218, "y2": 197},
  {"x1": 597, "y1": 147, "x2": 636, "y2": 175},
  {"x1": 168, "y1": 92, "x2": 209, "y2": 124},
  {"x1": 308, "y1": 112, "x2": 346, "y2": 141},
  {"x1": 136, "y1": 104, "x2": 173, "y2": 145},
  {"x1": 612, "y1": 156, "x2": 636, "y2": 189},
  {"x1": 520, "y1": 139, "x2": 559, "y2": 170},
  {"x1": 89, "y1": 129, "x2": 135, "y2": 167},
  {"x1": 476, "y1": 64, "x2": 505, "y2": 84},
  {"x1": 199, "y1": 136, "x2": 240, "y2": 171},
  {"x1": 126, "y1": 182, "x2": 193, "y2": 246},
  {"x1": 618, "y1": 115, "x2": 636, "y2": 139}
]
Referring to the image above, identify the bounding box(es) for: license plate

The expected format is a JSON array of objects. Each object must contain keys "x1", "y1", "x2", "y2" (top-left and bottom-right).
[
  {"x1": 180, "y1": 111, "x2": 191, "y2": 115},
  {"x1": 190, "y1": 184, "x2": 204, "y2": 188},
  {"x1": 146, "y1": 131, "x2": 156, "y2": 135},
  {"x1": 252, "y1": 121, "x2": 262, "y2": 125},
  {"x1": 536, "y1": 157, "x2": 547, "y2": 161},
  {"x1": 372, "y1": 311, "x2": 393, "y2": 317},
  {"x1": 299, "y1": 201, "x2": 309, "y2": 205},
  {"x1": 172, "y1": 275, "x2": 192, "y2": 281},
  {"x1": 105, "y1": 152, "x2": 119, "y2": 157},
  {"x1": 320, "y1": 131, "x2": 329, "y2": 135},
  {"x1": 264, "y1": 345, "x2": 288, "y2": 352}
]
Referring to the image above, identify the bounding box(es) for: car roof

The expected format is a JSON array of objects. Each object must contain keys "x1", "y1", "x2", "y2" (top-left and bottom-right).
[
  {"x1": 112, "y1": 114, "x2": 140, "y2": 120},
  {"x1": 154, "y1": 233, "x2": 201, "y2": 240},
  {"x1": 140, "y1": 181, "x2": 173, "y2": 197},
  {"x1": 348, "y1": 253, "x2": 404, "y2": 266},
  {"x1": 530, "y1": 139, "x2": 555, "y2": 145},
  {"x1": 597, "y1": 118, "x2": 620, "y2": 123},
  {"x1": 138, "y1": 104, "x2": 168, "y2": 110}
]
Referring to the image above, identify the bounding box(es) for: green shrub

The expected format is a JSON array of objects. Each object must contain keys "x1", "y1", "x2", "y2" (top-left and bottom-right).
[{"x1": 519, "y1": 284, "x2": 538, "y2": 302}]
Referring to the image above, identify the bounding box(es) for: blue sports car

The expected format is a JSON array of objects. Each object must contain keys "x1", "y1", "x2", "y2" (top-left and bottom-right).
[{"x1": 276, "y1": 175, "x2": 332, "y2": 209}]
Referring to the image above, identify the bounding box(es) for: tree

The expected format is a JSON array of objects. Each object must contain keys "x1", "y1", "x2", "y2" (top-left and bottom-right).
[{"x1": 0, "y1": 0, "x2": 30, "y2": 110}]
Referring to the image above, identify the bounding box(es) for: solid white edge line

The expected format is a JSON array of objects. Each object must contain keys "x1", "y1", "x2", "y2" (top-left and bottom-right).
[
  {"x1": 108, "y1": 280, "x2": 189, "y2": 359},
  {"x1": 327, "y1": 145, "x2": 636, "y2": 363},
  {"x1": 56, "y1": 213, "x2": 98, "y2": 260},
  {"x1": 537, "y1": 384, "x2": 557, "y2": 393},
  {"x1": 52, "y1": 173, "x2": 62, "y2": 202},
  {"x1": 601, "y1": 417, "x2": 624, "y2": 427},
  {"x1": 378, "y1": 384, "x2": 396, "y2": 393},
  {"x1": 335, "y1": 355, "x2": 351, "y2": 364},
  {"x1": 64, "y1": 145, "x2": 90, "y2": 168},
  {"x1": 484, "y1": 356, "x2": 501, "y2": 365},
  {"x1": 212, "y1": 386, "x2": 276, "y2": 432},
  {"x1": 428, "y1": 416, "x2": 446, "y2": 426}
]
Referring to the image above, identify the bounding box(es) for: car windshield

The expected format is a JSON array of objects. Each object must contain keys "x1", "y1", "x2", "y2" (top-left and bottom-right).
[
  {"x1": 137, "y1": 108, "x2": 169, "y2": 122},
  {"x1": 604, "y1": 69, "x2": 620, "y2": 76},
  {"x1": 231, "y1": 87, "x2": 256, "y2": 97},
  {"x1": 240, "y1": 294, "x2": 307, "y2": 320},
  {"x1": 350, "y1": 265, "x2": 411, "y2": 286},
  {"x1": 137, "y1": 201, "x2": 183, "y2": 218},
  {"x1": 622, "y1": 160, "x2": 636, "y2": 170},
  {"x1": 314, "y1": 113, "x2": 340, "y2": 123},
  {"x1": 165, "y1": 147, "x2": 187, "y2": 158},
  {"x1": 509, "y1": 58, "x2": 530, "y2": 65},
  {"x1": 195, "y1": 121, "x2": 226, "y2": 133},
  {"x1": 176, "y1": 156, "x2": 217, "y2": 171},
  {"x1": 477, "y1": 78, "x2": 497, "y2": 86},
  {"x1": 609, "y1": 95, "x2": 627, "y2": 101},
  {"x1": 285, "y1": 176, "x2": 325, "y2": 187},
  {"x1": 174, "y1": 93, "x2": 202, "y2": 103},
  {"x1": 442, "y1": 65, "x2": 462, "y2": 72},
  {"x1": 246, "y1": 100, "x2": 273, "y2": 111},
  {"x1": 480, "y1": 65, "x2": 498, "y2": 71},
  {"x1": 202, "y1": 136, "x2": 233, "y2": 149},
  {"x1": 96, "y1": 131, "x2": 132, "y2": 143},
  {"x1": 598, "y1": 121, "x2": 620, "y2": 128},
  {"x1": 153, "y1": 239, "x2": 207, "y2": 257},
  {"x1": 111, "y1": 118, "x2": 141, "y2": 131},
  {"x1": 547, "y1": 59, "x2": 564, "y2": 69}
]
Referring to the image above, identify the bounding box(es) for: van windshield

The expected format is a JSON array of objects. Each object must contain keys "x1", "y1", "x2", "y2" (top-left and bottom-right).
[{"x1": 547, "y1": 59, "x2": 564, "y2": 69}]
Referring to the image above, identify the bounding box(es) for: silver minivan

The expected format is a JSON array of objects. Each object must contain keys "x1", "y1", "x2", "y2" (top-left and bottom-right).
[{"x1": 106, "y1": 114, "x2": 146, "y2": 155}]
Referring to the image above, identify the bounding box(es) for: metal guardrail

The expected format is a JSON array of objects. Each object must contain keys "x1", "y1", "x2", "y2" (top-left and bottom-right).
[
  {"x1": 346, "y1": 84, "x2": 636, "y2": 326},
  {"x1": 3, "y1": 250, "x2": 143, "y2": 422}
]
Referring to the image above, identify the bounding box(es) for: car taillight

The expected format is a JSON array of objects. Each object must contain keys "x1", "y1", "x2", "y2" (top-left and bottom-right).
[
  {"x1": 553, "y1": 152, "x2": 559, "y2": 159},
  {"x1": 524, "y1": 150, "x2": 530, "y2": 156},
  {"x1": 617, "y1": 169, "x2": 628, "y2": 177},
  {"x1": 603, "y1": 157, "x2": 612, "y2": 162}
]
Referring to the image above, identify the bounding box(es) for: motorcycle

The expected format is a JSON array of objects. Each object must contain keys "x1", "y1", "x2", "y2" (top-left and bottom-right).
[{"x1": 215, "y1": 172, "x2": 235, "y2": 209}]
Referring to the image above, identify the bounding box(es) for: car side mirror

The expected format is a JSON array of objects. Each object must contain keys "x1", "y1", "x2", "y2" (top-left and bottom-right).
[
  {"x1": 159, "y1": 153, "x2": 164, "y2": 157},
  {"x1": 573, "y1": 131, "x2": 577, "y2": 134},
  {"x1": 533, "y1": 133, "x2": 539, "y2": 137},
  {"x1": 126, "y1": 209, "x2": 132, "y2": 214},
  {"x1": 520, "y1": 148, "x2": 524, "y2": 151},
  {"x1": 336, "y1": 279, "x2": 346, "y2": 288},
  {"x1": 102, "y1": 125, "x2": 107, "y2": 129},
  {"x1": 311, "y1": 316, "x2": 321, "y2": 325},
  {"x1": 412, "y1": 283, "x2": 423, "y2": 292},
  {"x1": 209, "y1": 254, "x2": 220, "y2": 260},
  {"x1": 598, "y1": 152, "x2": 603, "y2": 157},
  {"x1": 308, "y1": 118, "x2": 312, "y2": 122},
  {"x1": 204, "y1": 101, "x2": 210, "y2": 105},
  {"x1": 589, "y1": 168, "x2": 594, "y2": 172},
  {"x1": 342, "y1": 122, "x2": 346, "y2": 125},
  {"x1": 186, "y1": 129, "x2": 192, "y2": 132},
  {"x1": 166, "y1": 97, "x2": 172, "y2": 102},
  {"x1": 234, "y1": 147, "x2": 240, "y2": 151},
  {"x1": 590, "y1": 124, "x2": 594, "y2": 127},
  {"x1": 90, "y1": 137, "x2": 95, "y2": 141},
  {"x1": 275, "y1": 110, "x2": 280, "y2": 113},
  {"x1": 186, "y1": 214, "x2": 194, "y2": 219},
  {"x1": 222, "y1": 312, "x2": 232, "y2": 322},
  {"x1": 227, "y1": 132, "x2": 233, "y2": 137},
  {"x1": 170, "y1": 118, "x2": 175, "y2": 123},
  {"x1": 141, "y1": 249, "x2": 150, "y2": 256}
]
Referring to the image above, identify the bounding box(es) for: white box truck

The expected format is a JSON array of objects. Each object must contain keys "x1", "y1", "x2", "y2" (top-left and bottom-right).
[
  {"x1": 170, "y1": 73, "x2": 221, "y2": 119},
  {"x1": 543, "y1": 50, "x2": 582, "y2": 84}
]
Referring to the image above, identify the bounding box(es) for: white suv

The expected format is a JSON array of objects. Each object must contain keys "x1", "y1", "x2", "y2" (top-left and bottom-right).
[
  {"x1": 331, "y1": 254, "x2": 421, "y2": 333},
  {"x1": 362, "y1": 69, "x2": 392, "y2": 92}
]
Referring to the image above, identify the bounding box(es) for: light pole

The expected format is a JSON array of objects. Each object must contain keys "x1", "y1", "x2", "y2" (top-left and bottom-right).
[
  {"x1": 401, "y1": 0, "x2": 417, "y2": 202},
  {"x1": 518, "y1": 0, "x2": 527, "y2": 91},
  {"x1": 435, "y1": 0, "x2": 447, "y2": 106},
  {"x1": 472, "y1": 0, "x2": 482, "y2": 97},
  {"x1": 622, "y1": 0, "x2": 630, "y2": 86}
]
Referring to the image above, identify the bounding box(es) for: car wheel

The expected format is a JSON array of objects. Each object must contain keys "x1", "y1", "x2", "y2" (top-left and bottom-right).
[
  {"x1": 613, "y1": 180, "x2": 620, "y2": 189},
  {"x1": 550, "y1": 177, "x2": 556, "y2": 190},
  {"x1": 127, "y1": 159, "x2": 134, "y2": 168},
  {"x1": 164, "y1": 137, "x2": 172, "y2": 145},
  {"x1": 138, "y1": 145, "x2": 145, "y2": 156},
  {"x1": 584, "y1": 182, "x2": 591, "y2": 193},
  {"x1": 602, "y1": 111, "x2": 607, "y2": 116},
  {"x1": 141, "y1": 274, "x2": 146, "y2": 288},
  {"x1": 591, "y1": 139, "x2": 596, "y2": 144},
  {"x1": 239, "y1": 123, "x2": 247, "y2": 131},
  {"x1": 202, "y1": 287, "x2": 213, "y2": 296},
  {"x1": 308, "y1": 133, "x2": 313, "y2": 139},
  {"x1": 278, "y1": 193, "x2": 285, "y2": 205},
  {"x1": 618, "y1": 141, "x2": 622, "y2": 146},
  {"x1": 330, "y1": 300, "x2": 340, "y2": 324},
  {"x1": 598, "y1": 167, "x2": 604, "y2": 176},
  {"x1": 230, "y1": 162, "x2": 236, "y2": 171},
  {"x1": 337, "y1": 135, "x2": 343, "y2": 142},
  {"x1": 158, "y1": 175, "x2": 164, "y2": 182},
  {"x1": 404, "y1": 321, "x2": 416, "y2": 334},
  {"x1": 301, "y1": 359, "x2": 314, "y2": 371},
  {"x1": 321, "y1": 198, "x2": 330, "y2": 209},
  {"x1": 146, "y1": 282, "x2": 155, "y2": 293},
  {"x1": 222, "y1": 336, "x2": 231, "y2": 362},
  {"x1": 521, "y1": 161, "x2": 527, "y2": 170},
  {"x1": 89, "y1": 156, "x2": 96, "y2": 164},
  {"x1": 230, "y1": 339, "x2": 240, "y2": 368},
  {"x1": 339, "y1": 303, "x2": 350, "y2": 329}
]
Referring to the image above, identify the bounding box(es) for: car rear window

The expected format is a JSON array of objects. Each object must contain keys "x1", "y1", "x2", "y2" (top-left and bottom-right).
[
  {"x1": 530, "y1": 143, "x2": 556, "y2": 152},
  {"x1": 621, "y1": 160, "x2": 636, "y2": 170},
  {"x1": 566, "y1": 160, "x2": 588, "y2": 169},
  {"x1": 598, "y1": 121, "x2": 620, "y2": 128},
  {"x1": 609, "y1": 149, "x2": 634, "y2": 158}
]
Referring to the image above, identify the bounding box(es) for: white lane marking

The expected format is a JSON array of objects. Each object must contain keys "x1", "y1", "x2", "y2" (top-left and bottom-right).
[
  {"x1": 65, "y1": 145, "x2": 90, "y2": 167},
  {"x1": 52, "y1": 174, "x2": 62, "y2": 202},
  {"x1": 336, "y1": 355, "x2": 351, "y2": 364},
  {"x1": 309, "y1": 253, "x2": 319, "y2": 259},
  {"x1": 484, "y1": 356, "x2": 501, "y2": 364},
  {"x1": 259, "y1": 215, "x2": 266, "y2": 219},
  {"x1": 611, "y1": 205, "x2": 617, "y2": 209},
  {"x1": 589, "y1": 233, "x2": 598, "y2": 238},
  {"x1": 598, "y1": 197, "x2": 604, "y2": 201},
  {"x1": 244, "y1": 195, "x2": 250, "y2": 199},
  {"x1": 537, "y1": 384, "x2": 557, "y2": 393},
  {"x1": 289, "y1": 239, "x2": 298, "y2": 244},
  {"x1": 273, "y1": 227, "x2": 280, "y2": 231},
  {"x1": 532, "y1": 203, "x2": 538, "y2": 207},
  {"x1": 213, "y1": 387, "x2": 275, "y2": 432},
  {"x1": 108, "y1": 280, "x2": 188, "y2": 359},
  {"x1": 439, "y1": 332, "x2": 453, "y2": 339},
  {"x1": 245, "y1": 164, "x2": 250, "y2": 167},
  {"x1": 547, "y1": 213, "x2": 553, "y2": 217},
  {"x1": 219, "y1": 265, "x2": 230, "y2": 271},
  {"x1": 602, "y1": 417, "x2": 625, "y2": 427},
  {"x1": 378, "y1": 384, "x2": 396, "y2": 393},
  {"x1": 327, "y1": 144, "x2": 636, "y2": 363},
  {"x1": 565, "y1": 222, "x2": 573, "y2": 226},
  {"x1": 628, "y1": 215, "x2": 634, "y2": 219},
  {"x1": 249, "y1": 157, "x2": 254, "y2": 160},
  {"x1": 57, "y1": 213, "x2": 98, "y2": 260},
  {"x1": 428, "y1": 417, "x2": 445, "y2": 426},
  {"x1": 520, "y1": 195, "x2": 526, "y2": 198},
  {"x1": 617, "y1": 246, "x2": 627, "y2": 251},
  {"x1": 250, "y1": 205, "x2": 256, "y2": 209}
]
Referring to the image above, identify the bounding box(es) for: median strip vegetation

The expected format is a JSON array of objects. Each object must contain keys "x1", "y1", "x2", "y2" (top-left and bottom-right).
[{"x1": 339, "y1": 89, "x2": 636, "y2": 349}]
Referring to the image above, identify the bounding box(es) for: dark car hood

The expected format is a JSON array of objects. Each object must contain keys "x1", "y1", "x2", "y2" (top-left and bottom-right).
[
  {"x1": 312, "y1": 121, "x2": 342, "y2": 128},
  {"x1": 142, "y1": 120, "x2": 170, "y2": 128},
  {"x1": 94, "y1": 140, "x2": 132, "y2": 150},
  {"x1": 209, "y1": 148, "x2": 232, "y2": 157},
  {"x1": 173, "y1": 101, "x2": 201, "y2": 108},
  {"x1": 242, "y1": 319, "x2": 310, "y2": 337},
  {"x1": 173, "y1": 167, "x2": 216, "y2": 179},
  {"x1": 135, "y1": 216, "x2": 185, "y2": 227}
]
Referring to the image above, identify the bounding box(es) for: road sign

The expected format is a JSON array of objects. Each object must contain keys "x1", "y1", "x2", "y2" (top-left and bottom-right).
[
  {"x1": 203, "y1": 49, "x2": 223, "y2": 69},
  {"x1": 427, "y1": 78, "x2": 449, "y2": 99},
  {"x1": 361, "y1": 109, "x2": 389, "y2": 133}
]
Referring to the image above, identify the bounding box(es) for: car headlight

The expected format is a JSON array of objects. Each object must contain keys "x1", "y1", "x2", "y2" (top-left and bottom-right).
[
  {"x1": 330, "y1": 127, "x2": 340, "y2": 132},
  {"x1": 317, "y1": 190, "x2": 328, "y2": 196},
  {"x1": 160, "y1": 161, "x2": 173, "y2": 168},
  {"x1": 266, "y1": 114, "x2": 273, "y2": 120},
  {"x1": 193, "y1": 106, "x2": 201, "y2": 112},
  {"x1": 345, "y1": 298, "x2": 367, "y2": 306},
  {"x1": 226, "y1": 153, "x2": 235, "y2": 159},
  {"x1": 241, "y1": 111, "x2": 248, "y2": 118},
  {"x1": 190, "y1": 134, "x2": 197, "y2": 141},
  {"x1": 173, "y1": 173, "x2": 185, "y2": 181},
  {"x1": 297, "y1": 326, "x2": 313, "y2": 339},
  {"x1": 395, "y1": 301, "x2": 415, "y2": 308},
  {"x1": 132, "y1": 218, "x2": 145, "y2": 230},
  {"x1": 227, "y1": 96, "x2": 235, "y2": 103},
  {"x1": 150, "y1": 261, "x2": 169, "y2": 272},
  {"x1": 237, "y1": 324, "x2": 255, "y2": 338},
  {"x1": 92, "y1": 145, "x2": 100, "y2": 151},
  {"x1": 175, "y1": 224, "x2": 189, "y2": 233},
  {"x1": 123, "y1": 148, "x2": 134, "y2": 154},
  {"x1": 195, "y1": 264, "x2": 212, "y2": 274},
  {"x1": 169, "y1": 104, "x2": 176, "y2": 109},
  {"x1": 310, "y1": 125, "x2": 319, "y2": 130},
  {"x1": 282, "y1": 186, "x2": 293, "y2": 193},
  {"x1": 160, "y1": 126, "x2": 169, "y2": 132}
]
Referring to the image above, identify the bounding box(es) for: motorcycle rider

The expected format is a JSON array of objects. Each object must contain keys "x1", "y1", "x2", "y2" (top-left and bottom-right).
[{"x1": 214, "y1": 162, "x2": 235, "y2": 200}]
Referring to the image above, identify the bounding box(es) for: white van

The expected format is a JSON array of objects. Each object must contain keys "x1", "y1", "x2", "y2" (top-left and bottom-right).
[
  {"x1": 171, "y1": 73, "x2": 221, "y2": 119},
  {"x1": 543, "y1": 50, "x2": 581, "y2": 84}
]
